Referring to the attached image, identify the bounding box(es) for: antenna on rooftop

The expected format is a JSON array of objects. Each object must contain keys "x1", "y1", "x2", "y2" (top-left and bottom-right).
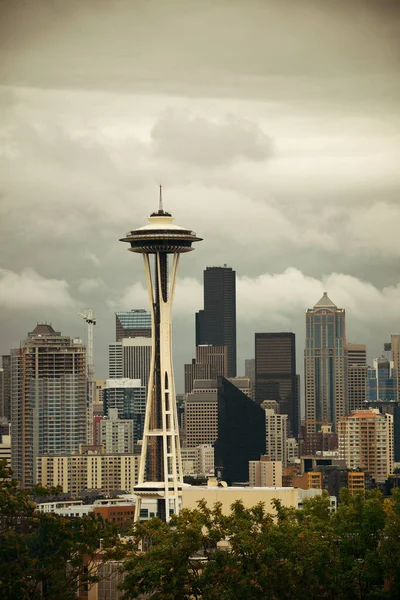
[{"x1": 159, "y1": 185, "x2": 163, "y2": 212}]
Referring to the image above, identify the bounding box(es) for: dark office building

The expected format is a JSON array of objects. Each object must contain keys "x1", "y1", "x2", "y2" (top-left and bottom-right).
[
  {"x1": 115, "y1": 309, "x2": 151, "y2": 342},
  {"x1": 255, "y1": 332, "x2": 299, "y2": 437},
  {"x1": 215, "y1": 377, "x2": 265, "y2": 484},
  {"x1": 196, "y1": 266, "x2": 237, "y2": 377}
]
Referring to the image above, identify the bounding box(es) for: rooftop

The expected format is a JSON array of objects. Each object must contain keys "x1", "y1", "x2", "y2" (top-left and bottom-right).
[{"x1": 314, "y1": 292, "x2": 337, "y2": 308}]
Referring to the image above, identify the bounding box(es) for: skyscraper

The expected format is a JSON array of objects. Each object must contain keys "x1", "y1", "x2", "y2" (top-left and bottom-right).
[
  {"x1": 184, "y1": 345, "x2": 228, "y2": 394},
  {"x1": 109, "y1": 337, "x2": 152, "y2": 389},
  {"x1": 305, "y1": 293, "x2": 346, "y2": 433},
  {"x1": 255, "y1": 333, "x2": 299, "y2": 437},
  {"x1": 391, "y1": 334, "x2": 400, "y2": 401},
  {"x1": 196, "y1": 266, "x2": 237, "y2": 377},
  {"x1": 367, "y1": 357, "x2": 397, "y2": 402},
  {"x1": 10, "y1": 324, "x2": 87, "y2": 488},
  {"x1": 215, "y1": 377, "x2": 265, "y2": 483},
  {"x1": 120, "y1": 192, "x2": 201, "y2": 521},
  {"x1": 346, "y1": 344, "x2": 367, "y2": 412},
  {"x1": 115, "y1": 309, "x2": 151, "y2": 342}
]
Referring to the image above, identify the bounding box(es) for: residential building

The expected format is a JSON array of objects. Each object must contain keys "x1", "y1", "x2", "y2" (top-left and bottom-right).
[
  {"x1": 215, "y1": 377, "x2": 265, "y2": 483},
  {"x1": 255, "y1": 332, "x2": 299, "y2": 437},
  {"x1": 103, "y1": 379, "x2": 146, "y2": 443},
  {"x1": 263, "y1": 406, "x2": 288, "y2": 465},
  {"x1": 10, "y1": 324, "x2": 87, "y2": 488},
  {"x1": 100, "y1": 409, "x2": 134, "y2": 454},
  {"x1": 196, "y1": 266, "x2": 237, "y2": 377},
  {"x1": 347, "y1": 471, "x2": 366, "y2": 495},
  {"x1": 338, "y1": 408, "x2": 394, "y2": 483},
  {"x1": 305, "y1": 293, "x2": 346, "y2": 433},
  {"x1": 249, "y1": 456, "x2": 283, "y2": 487},
  {"x1": 294, "y1": 471, "x2": 323, "y2": 490},
  {"x1": 36, "y1": 444, "x2": 140, "y2": 495},
  {"x1": 115, "y1": 309, "x2": 151, "y2": 342},
  {"x1": 346, "y1": 344, "x2": 368, "y2": 412}
]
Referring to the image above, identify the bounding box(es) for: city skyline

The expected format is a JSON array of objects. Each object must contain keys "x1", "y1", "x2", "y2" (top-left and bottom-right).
[{"x1": 1, "y1": 0, "x2": 400, "y2": 393}]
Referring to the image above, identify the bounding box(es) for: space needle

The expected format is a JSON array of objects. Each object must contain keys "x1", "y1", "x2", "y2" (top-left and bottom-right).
[{"x1": 120, "y1": 188, "x2": 202, "y2": 522}]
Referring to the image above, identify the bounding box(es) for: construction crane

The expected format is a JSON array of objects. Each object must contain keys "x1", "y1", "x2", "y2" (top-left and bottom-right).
[{"x1": 78, "y1": 309, "x2": 97, "y2": 444}]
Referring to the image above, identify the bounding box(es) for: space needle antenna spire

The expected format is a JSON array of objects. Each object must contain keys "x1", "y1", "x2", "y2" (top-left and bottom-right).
[{"x1": 159, "y1": 184, "x2": 163, "y2": 213}]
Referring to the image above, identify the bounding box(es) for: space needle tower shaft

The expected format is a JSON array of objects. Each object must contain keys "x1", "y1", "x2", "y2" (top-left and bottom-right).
[{"x1": 120, "y1": 188, "x2": 201, "y2": 522}]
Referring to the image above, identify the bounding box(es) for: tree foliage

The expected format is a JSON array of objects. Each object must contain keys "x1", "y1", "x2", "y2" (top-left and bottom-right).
[
  {"x1": 0, "y1": 460, "x2": 127, "y2": 600},
  {"x1": 122, "y1": 490, "x2": 400, "y2": 600}
]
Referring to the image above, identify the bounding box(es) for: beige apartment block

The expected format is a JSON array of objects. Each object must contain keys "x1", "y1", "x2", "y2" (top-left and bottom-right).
[
  {"x1": 249, "y1": 457, "x2": 283, "y2": 487},
  {"x1": 36, "y1": 445, "x2": 140, "y2": 496},
  {"x1": 338, "y1": 408, "x2": 393, "y2": 483}
]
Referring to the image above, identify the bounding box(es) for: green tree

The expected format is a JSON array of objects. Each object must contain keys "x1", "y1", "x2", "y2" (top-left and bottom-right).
[
  {"x1": 121, "y1": 491, "x2": 400, "y2": 600},
  {"x1": 0, "y1": 460, "x2": 127, "y2": 600}
]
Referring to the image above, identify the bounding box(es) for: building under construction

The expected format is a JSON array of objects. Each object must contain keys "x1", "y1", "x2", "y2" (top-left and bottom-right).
[{"x1": 10, "y1": 324, "x2": 87, "y2": 488}]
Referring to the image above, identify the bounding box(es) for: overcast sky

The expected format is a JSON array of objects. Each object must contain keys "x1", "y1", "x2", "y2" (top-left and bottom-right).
[{"x1": 1, "y1": 0, "x2": 400, "y2": 393}]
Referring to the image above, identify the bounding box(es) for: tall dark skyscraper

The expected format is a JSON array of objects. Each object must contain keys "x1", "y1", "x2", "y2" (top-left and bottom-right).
[
  {"x1": 215, "y1": 377, "x2": 265, "y2": 484},
  {"x1": 196, "y1": 266, "x2": 237, "y2": 377},
  {"x1": 255, "y1": 332, "x2": 299, "y2": 438}
]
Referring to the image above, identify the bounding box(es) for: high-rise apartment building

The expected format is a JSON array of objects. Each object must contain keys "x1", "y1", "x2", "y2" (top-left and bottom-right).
[
  {"x1": 196, "y1": 266, "x2": 237, "y2": 377},
  {"x1": 184, "y1": 345, "x2": 228, "y2": 394},
  {"x1": 115, "y1": 309, "x2": 151, "y2": 342},
  {"x1": 346, "y1": 344, "x2": 367, "y2": 412},
  {"x1": 263, "y1": 406, "x2": 288, "y2": 466},
  {"x1": 10, "y1": 324, "x2": 87, "y2": 488},
  {"x1": 255, "y1": 332, "x2": 299, "y2": 437},
  {"x1": 367, "y1": 357, "x2": 397, "y2": 402},
  {"x1": 338, "y1": 408, "x2": 394, "y2": 483},
  {"x1": 305, "y1": 293, "x2": 346, "y2": 433},
  {"x1": 100, "y1": 408, "x2": 134, "y2": 454}
]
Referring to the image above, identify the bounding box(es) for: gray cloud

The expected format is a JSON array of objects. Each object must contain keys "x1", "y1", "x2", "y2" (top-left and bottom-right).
[
  {"x1": 151, "y1": 111, "x2": 272, "y2": 166},
  {"x1": 0, "y1": 0, "x2": 399, "y2": 391}
]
